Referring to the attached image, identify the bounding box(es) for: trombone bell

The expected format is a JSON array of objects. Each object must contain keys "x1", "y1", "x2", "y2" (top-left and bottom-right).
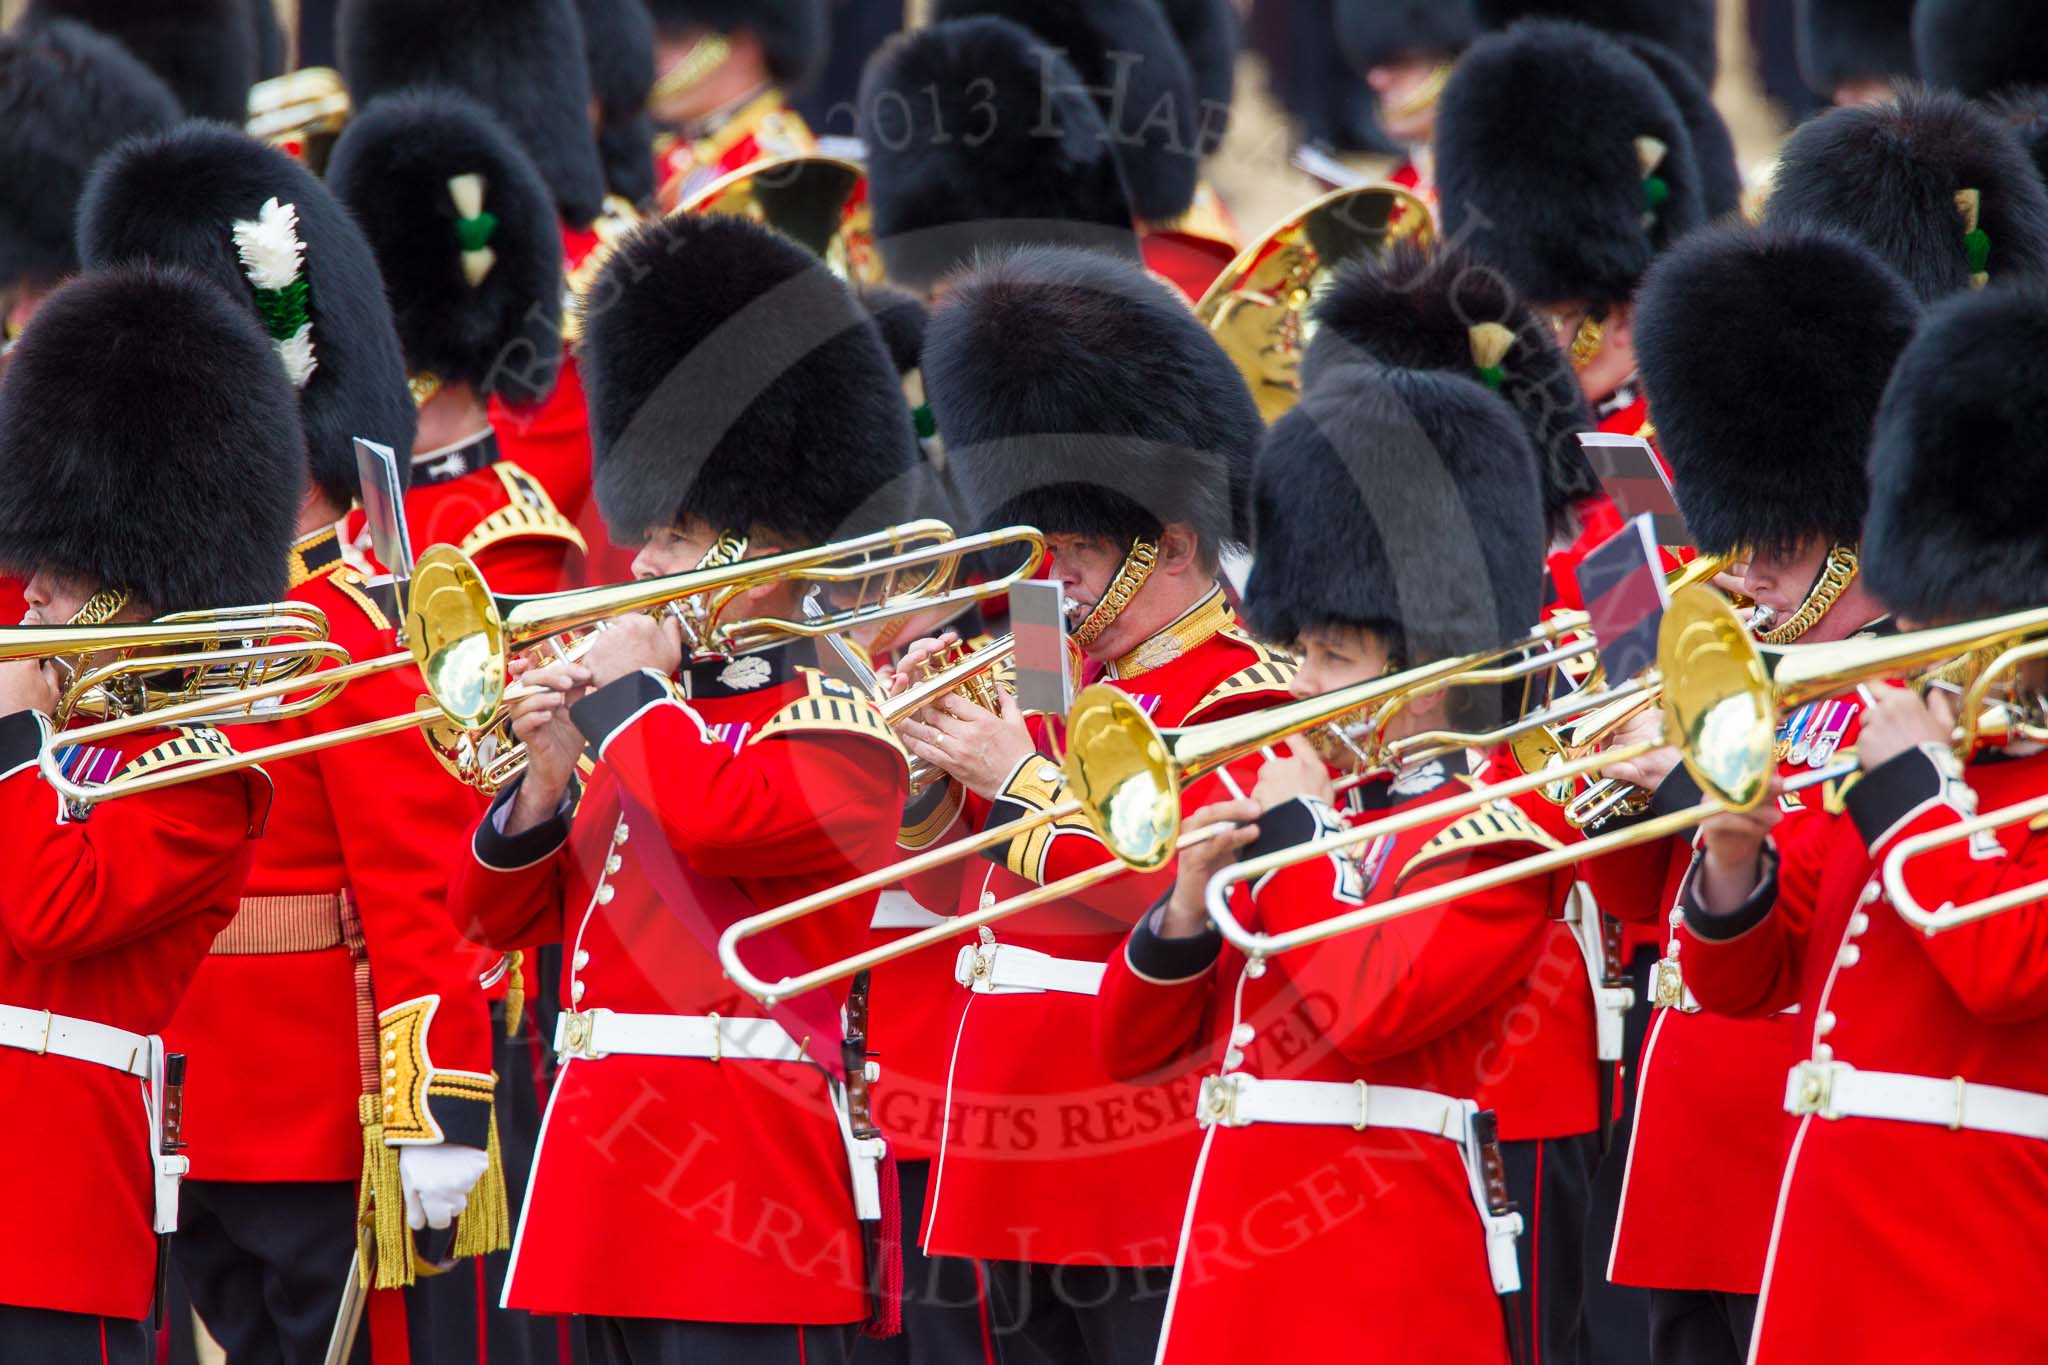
[
  {"x1": 1660, "y1": 585, "x2": 1778, "y2": 813},
  {"x1": 1064, "y1": 687, "x2": 1181, "y2": 873},
  {"x1": 408, "y1": 545, "x2": 507, "y2": 730}
]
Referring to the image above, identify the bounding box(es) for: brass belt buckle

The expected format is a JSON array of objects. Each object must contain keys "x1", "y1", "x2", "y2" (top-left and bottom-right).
[
  {"x1": 1651, "y1": 957, "x2": 1688, "y2": 1011},
  {"x1": 1200, "y1": 1074, "x2": 1241, "y2": 1127},
  {"x1": 33, "y1": 1009, "x2": 54, "y2": 1056},
  {"x1": 1789, "y1": 1059, "x2": 1842, "y2": 1120}
]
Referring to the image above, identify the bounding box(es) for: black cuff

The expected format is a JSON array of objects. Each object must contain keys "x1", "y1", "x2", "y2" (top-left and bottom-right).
[
  {"x1": 902, "y1": 781, "x2": 952, "y2": 826},
  {"x1": 1846, "y1": 747, "x2": 1949, "y2": 850},
  {"x1": 473, "y1": 774, "x2": 578, "y2": 870},
  {"x1": 980, "y1": 795, "x2": 1029, "y2": 868},
  {"x1": 1645, "y1": 763, "x2": 1703, "y2": 819},
  {"x1": 1126, "y1": 902, "x2": 1223, "y2": 983},
  {"x1": 1680, "y1": 843, "x2": 1780, "y2": 941},
  {"x1": 0, "y1": 710, "x2": 47, "y2": 782},
  {"x1": 570, "y1": 670, "x2": 672, "y2": 755},
  {"x1": 429, "y1": 1094, "x2": 492, "y2": 1151},
  {"x1": 1241, "y1": 797, "x2": 1338, "y2": 863}
]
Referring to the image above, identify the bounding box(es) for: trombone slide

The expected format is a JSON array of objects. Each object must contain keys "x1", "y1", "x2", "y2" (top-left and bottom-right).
[{"x1": 1884, "y1": 790, "x2": 2048, "y2": 935}]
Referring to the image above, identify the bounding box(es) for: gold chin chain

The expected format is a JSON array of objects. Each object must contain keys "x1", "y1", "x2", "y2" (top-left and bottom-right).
[
  {"x1": 1386, "y1": 61, "x2": 1455, "y2": 123},
  {"x1": 678, "y1": 529, "x2": 749, "y2": 651},
  {"x1": 69, "y1": 589, "x2": 133, "y2": 627},
  {"x1": 649, "y1": 33, "x2": 733, "y2": 110},
  {"x1": 409, "y1": 372, "x2": 443, "y2": 409},
  {"x1": 1567, "y1": 313, "x2": 1606, "y2": 372},
  {"x1": 1755, "y1": 545, "x2": 1860, "y2": 644},
  {"x1": 1070, "y1": 538, "x2": 1160, "y2": 651}
]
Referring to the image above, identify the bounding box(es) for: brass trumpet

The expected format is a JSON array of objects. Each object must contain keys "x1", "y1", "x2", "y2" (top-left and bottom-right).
[{"x1": 717, "y1": 610, "x2": 1619, "y2": 1005}]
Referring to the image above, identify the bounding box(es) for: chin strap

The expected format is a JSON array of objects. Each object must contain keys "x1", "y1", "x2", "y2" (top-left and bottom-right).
[
  {"x1": 1069, "y1": 538, "x2": 1160, "y2": 651},
  {"x1": 1754, "y1": 544, "x2": 1860, "y2": 644}
]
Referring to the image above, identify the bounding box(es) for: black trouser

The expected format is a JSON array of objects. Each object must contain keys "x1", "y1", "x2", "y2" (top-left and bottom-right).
[
  {"x1": 849, "y1": 1160, "x2": 992, "y2": 1365},
  {"x1": 583, "y1": 1317, "x2": 857, "y2": 1365},
  {"x1": 1583, "y1": 949, "x2": 1657, "y2": 1365},
  {"x1": 405, "y1": 995, "x2": 565, "y2": 1364},
  {"x1": 0, "y1": 1304, "x2": 148, "y2": 1365},
  {"x1": 1648, "y1": 1289, "x2": 1757, "y2": 1365},
  {"x1": 176, "y1": 1177, "x2": 366, "y2": 1365},
  {"x1": 1503, "y1": 1132, "x2": 1600, "y2": 1365},
  {"x1": 979, "y1": 1260, "x2": 1172, "y2": 1365}
]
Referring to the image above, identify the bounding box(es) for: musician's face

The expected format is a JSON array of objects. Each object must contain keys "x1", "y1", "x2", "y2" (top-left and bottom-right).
[
  {"x1": 633, "y1": 519, "x2": 799, "y2": 626},
  {"x1": 1292, "y1": 624, "x2": 1390, "y2": 698},
  {"x1": 1737, "y1": 539, "x2": 1831, "y2": 617},
  {"x1": 1366, "y1": 55, "x2": 1446, "y2": 143},
  {"x1": 19, "y1": 569, "x2": 100, "y2": 627}
]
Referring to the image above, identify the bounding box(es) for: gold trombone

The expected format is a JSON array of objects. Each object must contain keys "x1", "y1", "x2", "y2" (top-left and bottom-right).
[
  {"x1": 1, "y1": 602, "x2": 342, "y2": 727},
  {"x1": 1206, "y1": 592, "x2": 2048, "y2": 965},
  {"x1": 38, "y1": 521, "x2": 1044, "y2": 805},
  {"x1": 718, "y1": 609, "x2": 1623, "y2": 1005}
]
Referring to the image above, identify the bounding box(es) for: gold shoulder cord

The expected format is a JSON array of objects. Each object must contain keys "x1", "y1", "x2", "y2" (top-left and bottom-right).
[{"x1": 1755, "y1": 545, "x2": 1859, "y2": 645}]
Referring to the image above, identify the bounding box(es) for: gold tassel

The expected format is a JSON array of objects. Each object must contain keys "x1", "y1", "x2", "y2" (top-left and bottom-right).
[
  {"x1": 502, "y1": 950, "x2": 525, "y2": 1039},
  {"x1": 356, "y1": 1095, "x2": 414, "y2": 1290},
  {"x1": 451, "y1": 1110, "x2": 513, "y2": 1260}
]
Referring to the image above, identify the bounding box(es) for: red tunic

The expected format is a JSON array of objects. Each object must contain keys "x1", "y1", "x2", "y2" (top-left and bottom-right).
[
  {"x1": 1681, "y1": 745, "x2": 2048, "y2": 1361},
  {"x1": 865, "y1": 896, "x2": 968, "y2": 1164},
  {"x1": 905, "y1": 595, "x2": 1295, "y2": 1266},
  {"x1": 0, "y1": 576, "x2": 24, "y2": 624},
  {"x1": 165, "y1": 535, "x2": 497, "y2": 1183},
  {"x1": 447, "y1": 655, "x2": 908, "y2": 1324},
  {"x1": 1587, "y1": 696, "x2": 1864, "y2": 1293},
  {"x1": 1094, "y1": 768, "x2": 1570, "y2": 1363},
  {"x1": 0, "y1": 713, "x2": 264, "y2": 1319}
]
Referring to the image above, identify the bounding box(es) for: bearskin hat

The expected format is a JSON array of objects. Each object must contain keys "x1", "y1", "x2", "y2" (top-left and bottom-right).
[
  {"x1": 1436, "y1": 19, "x2": 1704, "y2": 307},
  {"x1": 20, "y1": 0, "x2": 255, "y2": 123},
  {"x1": 336, "y1": 0, "x2": 607, "y2": 228},
  {"x1": 1993, "y1": 88, "x2": 2048, "y2": 187},
  {"x1": 581, "y1": 214, "x2": 917, "y2": 545},
  {"x1": 644, "y1": 0, "x2": 826, "y2": 90},
  {"x1": 1303, "y1": 241, "x2": 1600, "y2": 541},
  {"x1": 1915, "y1": 0, "x2": 2048, "y2": 100},
  {"x1": 931, "y1": 0, "x2": 1200, "y2": 223},
  {"x1": 1796, "y1": 0, "x2": 1915, "y2": 95},
  {"x1": 1159, "y1": 0, "x2": 1239, "y2": 154},
  {"x1": 0, "y1": 21, "x2": 178, "y2": 288},
  {"x1": 0, "y1": 266, "x2": 303, "y2": 614},
  {"x1": 77, "y1": 123, "x2": 417, "y2": 508},
  {"x1": 1246, "y1": 362, "x2": 1545, "y2": 662},
  {"x1": 1474, "y1": 0, "x2": 1717, "y2": 85},
  {"x1": 861, "y1": 19, "x2": 1139, "y2": 292},
  {"x1": 1864, "y1": 283, "x2": 2048, "y2": 619},
  {"x1": 577, "y1": 0, "x2": 658, "y2": 202},
  {"x1": 1634, "y1": 223, "x2": 1919, "y2": 559},
  {"x1": 1336, "y1": 0, "x2": 1480, "y2": 74},
  {"x1": 326, "y1": 89, "x2": 564, "y2": 407},
  {"x1": 1762, "y1": 88, "x2": 2048, "y2": 304},
  {"x1": 1618, "y1": 35, "x2": 1742, "y2": 220},
  {"x1": 922, "y1": 245, "x2": 1262, "y2": 552},
  {"x1": 858, "y1": 283, "x2": 928, "y2": 377}
]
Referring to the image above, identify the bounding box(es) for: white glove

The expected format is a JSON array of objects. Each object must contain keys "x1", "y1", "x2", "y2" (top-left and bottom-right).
[{"x1": 398, "y1": 1143, "x2": 488, "y2": 1231}]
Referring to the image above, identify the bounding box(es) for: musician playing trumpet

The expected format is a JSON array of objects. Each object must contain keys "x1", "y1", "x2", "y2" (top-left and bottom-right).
[
  {"x1": 1094, "y1": 361, "x2": 1560, "y2": 1364},
  {"x1": 1677, "y1": 285, "x2": 2048, "y2": 1365}
]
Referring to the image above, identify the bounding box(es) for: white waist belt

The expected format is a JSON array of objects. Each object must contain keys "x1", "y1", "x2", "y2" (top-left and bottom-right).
[
  {"x1": 554, "y1": 1009, "x2": 813, "y2": 1064},
  {"x1": 1787, "y1": 1060, "x2": 2048, "y2": 1141},
  {"x1": 0, "y1": 1002, "x2": 152, "y2": 1076},
  {"x1": 553, "y1": 1008, "x2": 886, "y2": 1220},
  {"x1": 0, "y1": 1004, "x2": 183, "y2": 1234},
  {"x1": 1196, "y1": 1073, "x2": 1523, "y2": 1296},
  {"x1": 955, "y1": 940, "x2": 1105, "y2": 996}
]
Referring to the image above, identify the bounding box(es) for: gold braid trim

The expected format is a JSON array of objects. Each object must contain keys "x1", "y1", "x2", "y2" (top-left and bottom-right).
[
  {"x1": 1184, "y1": 640, "x2": 1299, "y2": 723},
  {"x1": 1755, "y1": 545, "x2": 1859, "y2": 644},
  {"x1": 459, "y1": 464, "x2": 588, "y2": 557},
  {"x1": 751, "y1": 670, "x2": 909, "y2": 764},
  {"x1": 1071, "y1": 538, "x2": 1159, "y2": 650},
  {"x1": 994, "y1": 759, "x2": 1095, "y2": 882},
  {"x1": 1395, "y1": 800, "x2": 1561, "y2": 889},
  {"x1": 116, "y1": 725, "x2": 238, "y2": 780}
]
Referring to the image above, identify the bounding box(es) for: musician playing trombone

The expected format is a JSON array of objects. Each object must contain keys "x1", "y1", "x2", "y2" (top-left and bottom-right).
[
  {"x1": 1092, "y1": 360, "x2": 1557, "y2": 1364},
  {"x1": 445, "y1": 215, "x2": 919, "y2": 1365},
  {"x1": 1676, "y1": 285, "x2": 2048, "y2": 1364},
  {"x1": 884, "y1": 246, "x2": 1293, "y2": 1362},
  {"x1": 0, "y1": 268, "x2": 299, "y2": 1365},
  {"x1": 1573, "y1": 223, "x2": 1919, "y2": 1365}
]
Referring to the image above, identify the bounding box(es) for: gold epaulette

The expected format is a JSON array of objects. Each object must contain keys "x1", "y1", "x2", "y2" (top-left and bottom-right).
[
  {"x1": 459, "y1": 463, "x2": 588, "y2": 558},
  {"x1": 751, "y1": 669, "x2": 908, "y2": 763},
  {"x1": 331, "y1": 567, "x2": 391, "y2": 632},
  {"x1": 1185, "y1": 631, "x2": 1298, "y2": 722},
  {"x1": 1395, "y1": 798, "x2": 1562, "y2": 889},
  {"x1": 116, "y1": 725, "x2": 240, "y2": 780}
]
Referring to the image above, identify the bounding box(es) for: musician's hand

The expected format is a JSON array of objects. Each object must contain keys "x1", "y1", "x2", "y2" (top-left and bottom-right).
[
  {"x1": 877, "y1": 632, "x2": 961, "y2": 699},
  {"x1": 1162, "y1": 799, "x2": 1263, "y2": 938},
  {"x1": 1250, "y1": 744, "x2": 1334, "y2": 812},
  {"x1": 504, "y1": 658, "x2": 588, "y2": 831},
  {"x1": 0, "y1": 657, "x2": 59, "y2": 718},
  {"x1": 1693, "y1": 778, "x2": 1784, "y2": 916},
  {"x1": 1597, "y1": 703, "x2": 1682, "y2": 794},
  {"x1": 580, "y1": 613, "x2": 684, "y2": 690},
  {"x1": 897, "y1": 688, "x2": 1036, "y2": 800},
  {"x1": 398, "y1": 1143, "x2": 488, "y2": 1231},
  {"x1": 1854, "y1": 685, "x2": 1956, "y2": 773}
]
